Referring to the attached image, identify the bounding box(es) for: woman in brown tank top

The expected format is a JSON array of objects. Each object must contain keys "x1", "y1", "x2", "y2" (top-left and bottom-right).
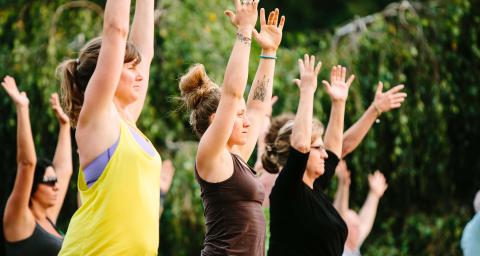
[{"x1": 178, "y1": 1, "x2": 285, "y2": 255}]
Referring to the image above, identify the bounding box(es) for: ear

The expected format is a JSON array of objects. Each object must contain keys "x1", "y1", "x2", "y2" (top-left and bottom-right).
[{"x1": 209, "y1": 113, "x2": 216, "y2": 124}]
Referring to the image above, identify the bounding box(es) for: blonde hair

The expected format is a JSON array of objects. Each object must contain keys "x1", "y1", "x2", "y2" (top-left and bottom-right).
[
  {"x1": 56, "y1": 37, "x2": 141, "y2": 127},
  {"x1": 262, "y1": 118, "x2": 324, "y2": 174},
  {"x1": 179, "y1": 64, "x2": 220, "y2": 137}
]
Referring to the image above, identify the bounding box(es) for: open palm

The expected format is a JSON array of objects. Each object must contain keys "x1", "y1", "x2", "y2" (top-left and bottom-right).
[
  {"x1": 50, "y1": 93, "x2": 70, "y2": 125},
  {"x1": 322, "y1": 65, "x2": 355, "y2": 102},
  {"x1": 2, "y1": 76, "x2": 29, "y2": 106},
  {"x1": 253, "y1": 8, "x2": 285, "y2": 52}
]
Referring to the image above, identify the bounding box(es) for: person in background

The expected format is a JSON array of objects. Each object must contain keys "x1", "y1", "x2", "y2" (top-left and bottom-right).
[
  {"x1": 461, "y1": 190, "x2": 480, "y2": 256},
  {"x1": 2, "y1": 76, "x2": 72, "y2": 256},
  {"x1": 333, "y1": 160, "x2": 388, "y2": 256},
  {"x1": 160, "y1": 159, "x2": 176, "y2": 217}
]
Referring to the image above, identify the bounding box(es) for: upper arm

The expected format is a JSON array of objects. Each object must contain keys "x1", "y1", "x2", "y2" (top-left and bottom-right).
[
  {"x1": 274, "y1": 147, "x2": 309, "y2": 195},
  {"x1": 46, "y1": 167, "x2": 72, "y2": 223},
  {"x1": 4, "y1": 164, "x2": 36, "y2": 225},
  {"x1": 314, "y1": 150, "x2": 339, "y2": 190},
  {"x1": 197, "y1": 92, "x2": 242, "y2": 171}
]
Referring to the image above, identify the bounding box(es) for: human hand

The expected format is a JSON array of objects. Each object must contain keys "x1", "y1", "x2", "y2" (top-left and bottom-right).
[
  {"x1": 321, "y1": 65, "x2": 355, "y2": 102},
  {"x1": 252, "y1": 8, "x2": 285, "y2": 53},
  {"x1": 2, "y1": 76, "x2": 29, "y2": 107},
  {"x1": 293, "y1": 54, "x2": 322, "y2": 92},
  {"x1": 368, "y1": 170, "x2": 388, "y2": 197},
  {"x1": 224, "y1": 0, "x2": 258, "y2": 31},
  {"x1": 372, "y1": 82, "x2": 407, "y2": 114},
  {"x1": 50, "y1": 93, "x2": 70, "y2": 126},
  {"x1": 160, "y1": 160, "x2": 176, "y2": 193}
]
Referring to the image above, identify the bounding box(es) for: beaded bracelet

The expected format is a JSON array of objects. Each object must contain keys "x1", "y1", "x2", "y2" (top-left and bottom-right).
[{"x1": 259, "y1": 55, "x2": 277, "y2": 60}]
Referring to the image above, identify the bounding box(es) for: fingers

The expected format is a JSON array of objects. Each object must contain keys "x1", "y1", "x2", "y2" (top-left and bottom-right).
[
  {"x1": 330, "y1": 66, "x2": 337, "y2": 82},
  {"x1": 346, "y1": 74, "x2": 355, "y2": 87},
  {"x1": 224, "y1": 10, "x2": 236, "y2": 24},
  {"x1": 252, "y1": 29, "x2": 260, "y2": 41},
  {"x1": 314, "y1": 61, "x2": 322, "y2": 76},
  {"x1": 322, "y1": 80, "x2": 332, "y2": 92},
  {"x1": 267, "y1": 10, "x2": 275, "y2": 25},
  {"x1": 304, "y1": 54, "x2": 309, "y2": 70},
  {"x1": 376, "y1": 81, "x2": 384, "y2": 95},
  {"x1": 341, "y1": 66, "x2": 346, "y2": 82},
  {"x1": 234, "y1": 0, "x2": 241, "y2": 10},
  {"x1": 387, "y1": 84, "x2": 405, "y2": 94},
  {"x1": 298, "y1": 59, "x2": 305, "y2": 74},
  {"x1": 293, "y1": 79, "x2": 301, "y2": 86},
  {"x1": 273, "y1": 8, "x2": 279, "y2": 26},
  {"x1": 310, "y1": 55, "x2": 315, "y2": 70},
  {"x1": 260, "y1": 8, "x2": 266, "y2": 26},
  {"x1": 271, "y1": 95, "x2": 278, "y2": 106},
  {"x1": 278, "y1": 15, "x2": 285, "y2": 30}
]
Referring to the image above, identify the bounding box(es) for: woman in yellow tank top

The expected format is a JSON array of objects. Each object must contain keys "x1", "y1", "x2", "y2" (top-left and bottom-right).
[{"x1": 56, "y1": 0, "x2": 161, "y2": 254}]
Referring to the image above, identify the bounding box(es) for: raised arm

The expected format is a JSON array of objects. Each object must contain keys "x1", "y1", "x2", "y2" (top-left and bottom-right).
[
  {"x1": 197, "y1": 0, "x2": 258, "y2": 171},
  {"x1": 78, "y1": 0, "x2": 131, "y2": 127},
  {"x1": 2, "y1": 76, "x2": 36, "y2": 237},
  {"x1": 128, "y1": 0, "x2": 155, "y2": 122},
  {"x1": 333, "y1": 160, "x2": 350, "y2": 217},
  {"x1": 291, "y1": 55, "x2": 322, "y2": 153},
  {"x1": 234, "y1": 8, "x2": 285, "y2": 161},
  {"x1": 46, "y1": 93, "x2": 72, "y2": 224},
  {"x1": 357, "y1": 170, "x2": 388, "y2": 247},
  {"x1": 322, "y1": 66, "x2": 354, "y2": 157},
  {"x1": 342, "y1": 82, "x2": 406, "y2": 157}
]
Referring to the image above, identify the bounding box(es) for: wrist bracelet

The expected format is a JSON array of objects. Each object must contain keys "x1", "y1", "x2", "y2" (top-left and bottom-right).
[{"x1": 259, "y1": 55, "x2": 277, "y2": 60}]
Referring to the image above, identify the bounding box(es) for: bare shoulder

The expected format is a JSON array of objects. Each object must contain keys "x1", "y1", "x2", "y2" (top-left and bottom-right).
[{"x1": 196, "y1": 149, "x2": 234, "y2": 183}]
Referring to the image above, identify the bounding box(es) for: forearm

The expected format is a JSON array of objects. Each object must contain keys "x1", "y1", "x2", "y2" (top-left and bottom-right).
[
  {"x1": 324, "y1": 101, "x2": 346, "y2": 157},
  {"x1": 52, "y1": 124, "x2": 72, "y2": 176},
  {"x1": 333, "y1": 182, "x2": 344, "y2": 210},
  {"x1": 247, "y1": 50, "x2": 276, "y2": 112},
  {"x1": 342, "y1": 104, "x2": 378, "y2": 157},
  {"x1": 129, "y1": 0, "x2": 154, "y2": 61},
  {"x1": 16, "y1": 105, "x2": 36, "y2": 165},
  {"x1": 358, "y1": 191, "x2": 381, "y2": 244},
  {"x1": 222, "y1": 27, "x2": 253, "y2": 98},
  {"x1": 291, "y1": 89, "x2": 315, "y2": 152}
]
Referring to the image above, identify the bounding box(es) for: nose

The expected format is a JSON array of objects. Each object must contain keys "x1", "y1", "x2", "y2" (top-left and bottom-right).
[
  {"x1": 243, "y1": 115, "x2": 250, "y2": 128},
  {"x1": 135, "y1": 71, "x2": 144, "y2": 82},
  {"x1": 321, "y1": 149, "x2": 328, "y2": 159},
  {"x1": 52, "y1": 183, "x2": 59, "y2": 192}
]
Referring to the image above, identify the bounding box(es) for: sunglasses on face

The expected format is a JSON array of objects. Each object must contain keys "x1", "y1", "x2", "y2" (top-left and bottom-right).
[{"x1": 40, "y1": 176, "x2": 58, "y2": 187}]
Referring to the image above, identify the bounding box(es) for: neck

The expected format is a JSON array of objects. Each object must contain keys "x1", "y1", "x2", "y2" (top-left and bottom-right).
[
  {"x1": 302, "y1": 171, "x2": 318, "y2": 189},
  {"x1": 30, "y1": 200, "x2": 48, "y2": 222}
]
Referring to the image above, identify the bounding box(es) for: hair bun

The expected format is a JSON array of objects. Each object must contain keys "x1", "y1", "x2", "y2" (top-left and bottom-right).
[{"x1": 179, "y1": 64, "x2": 216, "y2": 110}]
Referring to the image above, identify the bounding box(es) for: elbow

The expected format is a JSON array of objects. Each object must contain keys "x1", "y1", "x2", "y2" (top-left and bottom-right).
[
  {"x1": 341, "y1": 145, "x2": 352, "y2": 158},
  {"x1": 104, "y1": 19, "x2": 129, "y2": 39},
  {"x1": 18, "y1": 158, "x2": 37, "y2": 170},
  {"x1": 291, "y1": 141, "x2": 311, "y2": 153},
  {"x1": 222, "y1": 87, "x2": 244, "y2": 100}
]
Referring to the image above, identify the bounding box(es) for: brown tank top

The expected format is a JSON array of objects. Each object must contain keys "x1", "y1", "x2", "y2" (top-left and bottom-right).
[{"x1": 195, "y1": 153, "x2": 266, "y2": 256}]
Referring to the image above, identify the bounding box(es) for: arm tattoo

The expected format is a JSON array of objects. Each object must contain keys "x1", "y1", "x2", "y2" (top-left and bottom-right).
[
  {"x1": 236, "y1": 32, "x2": 252, "y2": 45},
  {"x1": 253, "y1": 75, "x2": 269, "y2": 102}
]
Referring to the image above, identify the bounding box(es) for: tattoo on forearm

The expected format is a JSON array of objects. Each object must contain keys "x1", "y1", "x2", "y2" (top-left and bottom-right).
[
  {"x1": 236, "y1": 32, "x2": 252, "y2": 45},
  {"x1": 253, "y1": 75, "x2": 269, "y2": 102}
]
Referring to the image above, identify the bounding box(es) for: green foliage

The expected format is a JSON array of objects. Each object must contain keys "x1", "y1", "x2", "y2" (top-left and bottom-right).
[{"x1": 1, "y1": 0, "x2": 479, "y2": 255}]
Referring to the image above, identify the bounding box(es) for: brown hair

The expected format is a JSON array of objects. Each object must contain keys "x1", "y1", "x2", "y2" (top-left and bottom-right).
[
  {"x1": 56, "y1": 37, "x2": 141, "y2": 127},
  {"x1": 179, "y1": 64, "x2": 220, "y2": 138},
  {"x1": 262, "y1": 117, "x2": 324, "y2": 174}
]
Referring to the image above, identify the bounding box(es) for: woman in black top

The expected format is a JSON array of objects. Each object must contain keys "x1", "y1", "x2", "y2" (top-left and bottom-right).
[
  {"x1": 262, "y1": 57, "x2": 355, "y2": 256},
  {"x1": 2, "y1": 76, "x2": 72, "y2": 256}
]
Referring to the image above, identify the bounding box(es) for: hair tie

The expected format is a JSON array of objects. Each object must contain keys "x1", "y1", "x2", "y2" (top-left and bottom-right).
[{"x1": 75, "y1": 58, "x2": 80, "y2": 64}]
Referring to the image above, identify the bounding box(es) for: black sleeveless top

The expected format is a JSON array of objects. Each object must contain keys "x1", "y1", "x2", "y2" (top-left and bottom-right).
[
  {"x1": 195, "y1": 153, "x2": 266, "y2": 256},
  {"x1": 5, "y1": 219, "x2": 63, "y2": 256}
]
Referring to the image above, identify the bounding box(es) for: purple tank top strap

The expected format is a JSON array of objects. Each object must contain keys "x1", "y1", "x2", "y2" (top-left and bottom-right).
[{"x1": 83, "y1": 125, "x2": 156, "y2": 188}]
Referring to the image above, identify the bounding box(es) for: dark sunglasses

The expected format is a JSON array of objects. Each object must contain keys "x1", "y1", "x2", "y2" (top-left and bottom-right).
[{"x1": 40, "y1": 176, "x2": 58, "y2": 187}]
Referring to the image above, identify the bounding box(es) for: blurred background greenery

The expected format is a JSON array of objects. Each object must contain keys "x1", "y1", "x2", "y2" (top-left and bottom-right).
[{"x1": 1, "y1": 0, "x2": 479, "y2": 255}]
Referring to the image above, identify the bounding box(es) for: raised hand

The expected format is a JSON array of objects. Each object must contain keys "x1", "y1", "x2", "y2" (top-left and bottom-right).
[
  {"x1": 50, "y1": 93, "x2": 70, "y2": 126},
  {"x1": 372, "y1": 82, "x2": 407, "y2": 114},
  {"x1": 293, "y1": 54, "x2": 322, "y2": 91},
  {"x1": 224, "y1": 0, "x2": 258, "y2": 30},
  {"x1": 368, "y1": 170, "x2": 388, "y2": 197},
  {"x1": 252, "y1": 8, "x2": 285, "y2": 52},
  {"x1": 322, "y1": 65, "x2": 355, "y2": 102},
  {"x1": 2, "y1": 76, "x2": 29, "y2": 107},
  {"x1": 160, "y1": 160, "x2": 176, "y2": 193}
]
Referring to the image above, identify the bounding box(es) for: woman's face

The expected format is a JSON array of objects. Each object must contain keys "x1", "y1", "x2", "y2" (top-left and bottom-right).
[
  {"x1": 32, "y1": 166, "x2": 59, "y2": 208},
  {"x1": 115, "y1": 60, "x2": 144, "y2": 105},
  {"x1": 305, "y1": 137, "x2": 328, "y2": 178},
  {"x1": 228, "y1": 99, "x2": 251, "y2": 146}
]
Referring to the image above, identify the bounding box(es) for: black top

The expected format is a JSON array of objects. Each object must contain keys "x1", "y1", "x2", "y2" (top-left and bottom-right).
[
  {"x1": 5, "y1": 219, "x2": 63, "y2": 256},
  {"x1": 268, "y1": 147, "x2": 347, "y2": 256},
  {"x1": 195, "y1": 153, "x2": 266, "y2": 256}
]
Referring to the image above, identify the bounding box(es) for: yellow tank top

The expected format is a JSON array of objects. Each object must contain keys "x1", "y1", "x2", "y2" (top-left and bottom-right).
[{"x1": 59, "y1": 120, "x2": 162, "y2": 255}]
